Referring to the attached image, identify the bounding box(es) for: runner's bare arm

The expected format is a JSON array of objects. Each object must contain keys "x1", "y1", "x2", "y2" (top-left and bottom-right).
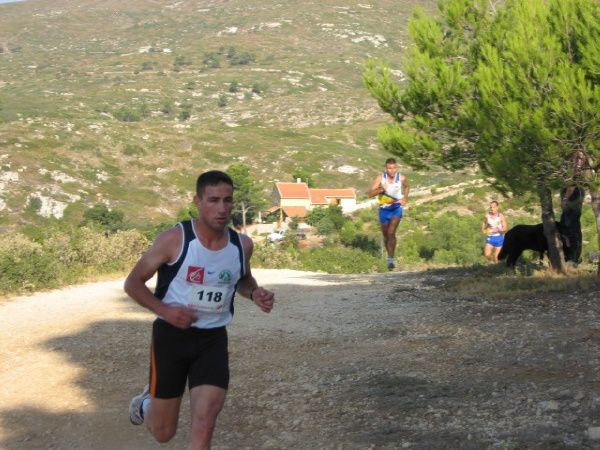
[
  {"x1": 368, "y1": 175, "x2": 384, "y2": 198},
  {"x1": 237, "y1": 234, "x2": 274, "y2": 313},
  {"x1": 401, "y1": 175, "x2": 410, "y2": 206},
  {"x1": 124, "y1": 226, "x2": 198, "y2": 328}
]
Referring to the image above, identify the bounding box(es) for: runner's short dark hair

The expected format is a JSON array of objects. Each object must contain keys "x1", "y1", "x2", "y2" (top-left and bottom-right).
[
  {"x1": 196, "y1": 171, "x2": 234, "y2": 196},
  {"x1": 385, "y1": 158, "x2": 397, "y2": 165}
]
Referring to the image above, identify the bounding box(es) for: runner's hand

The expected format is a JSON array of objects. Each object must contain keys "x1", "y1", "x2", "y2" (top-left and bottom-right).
[
  {"x1": 162, "y1": 305, "x2": 198, "y2": 329},
  {"x1": 252, "y1": 287, "x2": 275, "y2": 313}
]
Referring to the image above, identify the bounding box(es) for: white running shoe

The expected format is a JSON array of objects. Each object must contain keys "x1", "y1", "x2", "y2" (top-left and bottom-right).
[{"x1": 129, "y1": 384, "x2": 150, "y2": 425}]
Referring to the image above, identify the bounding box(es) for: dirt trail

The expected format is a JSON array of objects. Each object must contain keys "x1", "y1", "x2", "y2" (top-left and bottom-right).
[{"x1": 0, "y1": 268, "x2": 599, "y2": 449}]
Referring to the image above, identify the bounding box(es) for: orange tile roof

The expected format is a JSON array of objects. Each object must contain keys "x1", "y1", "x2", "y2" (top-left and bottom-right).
[
  {"x1": 275, "y1": 182, "x2": 310, "y2": 199},
  {"x1": 309, "y1": 188, "x2": 356, "y2": 204},
  {"x1": 282, "y1": 206, "x2": 308, "y2": 217}
]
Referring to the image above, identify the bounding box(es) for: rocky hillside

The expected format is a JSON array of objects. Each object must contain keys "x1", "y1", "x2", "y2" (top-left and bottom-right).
[{"x1": 0, "y1": 0, "x2": 448, "y2": 229}]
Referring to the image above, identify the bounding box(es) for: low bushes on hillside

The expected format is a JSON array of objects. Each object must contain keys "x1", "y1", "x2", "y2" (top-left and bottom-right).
[
  {"x1": 298, "y1": 246, "x2": 386, "y2": 274},
  {"x1": 0, "y1": 228, "x2": 149, "y2": 295}
]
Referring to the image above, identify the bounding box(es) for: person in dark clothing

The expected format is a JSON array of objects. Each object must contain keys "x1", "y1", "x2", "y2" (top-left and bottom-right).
[{"x1": 560, "y1": 185, "x2": 584, "y2": 264}]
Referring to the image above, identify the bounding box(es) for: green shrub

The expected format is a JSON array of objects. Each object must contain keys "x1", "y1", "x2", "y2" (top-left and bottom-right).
[
  {"x1": 122, "y1": 144, "x2": 145, "y2": 156},
  {"x1": 25, "y1": 196, "x2": 42, "y2": 213},
  {"x1": 140, "y1": 61, "x2": 155, "y2": 71},
  {"x1": 581, "y1": 206, "x2": 599, "y2": 260},
  {"x1": 351, "y1": 234, "x2": 381, "y2": 257},
  {"x1": 252, "y1": 242, "x2": 299, "y2": 269},
  {"x1": 307, "y1": 205, "x2": 347, "y2": 232},
  {"x1": 176, "y1": 203, "x2": 198, "y2": 221},
  {"x1": 161, "y1": 101, "x2": 175, "y2": 115},
  {"x1": 114, "y1": 107, "x2": 141, "y2": 122},
  {"x1": 0, "y1": 234, "x2": 60, "y2": 293},
  {"x1": 223, "y1": 47, "x2": 255, "y2": 66},
  {"x1": 64, "y1": 227, "x2": 149, "y2": 271},
  {"x1": 298, "y1": 246, "x2": 385, "y2": 274},
  {"x1": 339, "y1": 221, "x2": 358, "y2": 246},
  {"x1": 0, "y1": 221, "x2": 150, "y2": 295},
  {"x1": 203, "y1": 52, "x2": 220, "y2": 68},
  {"x1": 288, "y1": 218, "x2": 300, "y2": 231},
  {"x1": 81, "y1": 204, "x2": 126, "y2": 233},
  {"x1": 315, "y1": 217, "x2": 335, "y2": 236},
  {"x1": 397, "y1": 214, "x2": 485, "y2": 266},
  {"x1": 174, "y1": 55, "x2": 192, "y2": 67},
  {"x1": 306, "y1": 207, "x2": 328, "y2": 226}
]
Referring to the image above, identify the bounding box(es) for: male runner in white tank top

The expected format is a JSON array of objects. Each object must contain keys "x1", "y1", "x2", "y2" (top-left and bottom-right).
[
  {"x1": 125, "y1": 170, "x2": 275, "y2": 449},
  {"x1": 368, "y1": 158, "x2": 410, "y2": 270}
]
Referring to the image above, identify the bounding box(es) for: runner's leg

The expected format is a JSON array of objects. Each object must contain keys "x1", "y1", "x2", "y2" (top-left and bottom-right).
[
  {"x1": 189, "y1": 385, "x2": 227, "y2": 450},
  {"x1": 385, "y1": 217, "x2": 401, "y2": 258},
  {"x1": 380, "y1": 223, "x2": 390, "y2": 255},
  {"x1": 484, "y1": 243, "x2": 494, "y2": 261},
  {"x1": 493, "y1": 245, "x2": 502, "y2": 263},
  {"x1": 146, "y1": 396, "x2": 183, "y2": 443}
]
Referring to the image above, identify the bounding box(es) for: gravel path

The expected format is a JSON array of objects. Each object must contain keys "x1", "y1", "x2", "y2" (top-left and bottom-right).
[{"x1": 0, "y1": 269, "x2": 599, "y2": 449}]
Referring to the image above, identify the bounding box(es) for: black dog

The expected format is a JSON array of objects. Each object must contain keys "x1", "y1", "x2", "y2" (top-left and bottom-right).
[{"x1": 498, "y1": 222, "x2": 566, "y2": 267}]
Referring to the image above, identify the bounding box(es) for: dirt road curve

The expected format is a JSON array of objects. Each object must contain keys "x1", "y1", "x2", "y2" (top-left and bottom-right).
[{"x1": 1, "y1": 268, "x2": 599, "y2": 449}]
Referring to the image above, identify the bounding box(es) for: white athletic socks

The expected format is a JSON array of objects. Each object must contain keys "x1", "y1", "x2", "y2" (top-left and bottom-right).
[{"x1": 142, "y1": 398, "x2": 150, "y2": 420}]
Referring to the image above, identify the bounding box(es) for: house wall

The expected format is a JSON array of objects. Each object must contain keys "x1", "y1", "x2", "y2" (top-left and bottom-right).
[
  {"x1": 339, "y1": 198, "x2": 357, "y2": 213},
  {"x1": 281, "y1": 198, "x2": 311, "y2": 208}
]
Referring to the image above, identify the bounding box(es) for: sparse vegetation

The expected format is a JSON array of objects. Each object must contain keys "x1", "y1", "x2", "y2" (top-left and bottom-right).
[
  {"x1": 0, "y1": 0, "x2": 597, "y2": 296},
  {"x1": 0, "y1": 227, "x2": 148, "y2": 295}
]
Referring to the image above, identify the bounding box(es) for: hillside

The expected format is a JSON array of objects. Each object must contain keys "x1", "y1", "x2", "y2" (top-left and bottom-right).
[{"x1": 0, "y1": 0, "x2": 452, "y2": 229}]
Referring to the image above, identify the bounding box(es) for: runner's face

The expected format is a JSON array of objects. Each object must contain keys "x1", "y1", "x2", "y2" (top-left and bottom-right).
[
  {"x1": 194, "y1": 182, "x2": 234, "y2": 231},
  {"x1": 385, "y1": 163, "x2": 397, "y2": 178},
  {"x1": 489, "y1": 203, "x2": 498, "y2": 214}
]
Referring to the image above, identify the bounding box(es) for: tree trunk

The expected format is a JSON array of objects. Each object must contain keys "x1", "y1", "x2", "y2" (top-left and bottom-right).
[
  {"x1": 241, "y1": 201, "x2": 247, "y2": 232},
  {"x1": 590, "y1": 188, "x2": 600, "y2": 275},
  {"x1": 537, "y1": 182, "x2": 566, "y2": 274}
]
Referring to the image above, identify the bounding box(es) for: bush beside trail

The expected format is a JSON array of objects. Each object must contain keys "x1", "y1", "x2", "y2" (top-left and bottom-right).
[{"x1": 0, "y1": 228, "x2": 148, "y2": 295}]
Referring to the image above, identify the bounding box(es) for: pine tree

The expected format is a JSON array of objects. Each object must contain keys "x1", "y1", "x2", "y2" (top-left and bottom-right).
[
  {"x1": 364, "y1": 0, "x2": 600, "y2": 273},
  {"x1": 227, "y1": 163, "x2": 266, "y2": 230}
]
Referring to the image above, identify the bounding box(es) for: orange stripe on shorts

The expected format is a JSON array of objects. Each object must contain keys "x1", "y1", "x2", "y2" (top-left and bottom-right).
[{"x1": 150, "y1": 343, "x2": 157, "y2": 397}]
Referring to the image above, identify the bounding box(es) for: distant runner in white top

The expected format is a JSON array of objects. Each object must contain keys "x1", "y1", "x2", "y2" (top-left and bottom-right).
[
  {"x1": 481, "y1": 200, "x2": 507, "y2": 263},
  {"x1": 368, "y1": 158, "x2": 410, "y2": 271}
]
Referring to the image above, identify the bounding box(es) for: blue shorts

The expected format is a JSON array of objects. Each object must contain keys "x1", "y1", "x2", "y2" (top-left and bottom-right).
[
  {"x1": 379, "y1": 205, "x2": 403, "y2": 225},
  {"x1": 486, "y1": 234, "x2": 504, "y2": 248}
]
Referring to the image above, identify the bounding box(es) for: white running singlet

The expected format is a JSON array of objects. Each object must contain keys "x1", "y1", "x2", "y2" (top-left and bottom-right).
[{"x1": 154, "y1": 220, "x2": 245, "y2": 329}]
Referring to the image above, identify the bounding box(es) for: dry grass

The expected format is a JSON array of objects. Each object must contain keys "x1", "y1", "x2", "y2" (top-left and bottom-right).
[{"x1": 430, "y1": 262, "x2": 600, "y2": 300}]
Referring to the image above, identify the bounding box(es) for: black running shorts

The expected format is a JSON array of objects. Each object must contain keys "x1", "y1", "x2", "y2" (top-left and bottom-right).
[{"x1": 149, "y1": 318, "x2": 229, "y2": 399}]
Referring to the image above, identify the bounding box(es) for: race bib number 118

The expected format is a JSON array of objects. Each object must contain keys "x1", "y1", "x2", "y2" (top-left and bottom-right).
[{"x1": 187, "y1": 286, "x2": 228, "y2": 312}]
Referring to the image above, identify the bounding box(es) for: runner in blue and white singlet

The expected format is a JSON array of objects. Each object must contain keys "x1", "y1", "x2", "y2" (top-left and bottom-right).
[
  {"x1": 368, "y1": 158, "x2": 410, "y2": 271},
  {"x1": 379, "y1": 170, "x2": 403, "y2": 210}
]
